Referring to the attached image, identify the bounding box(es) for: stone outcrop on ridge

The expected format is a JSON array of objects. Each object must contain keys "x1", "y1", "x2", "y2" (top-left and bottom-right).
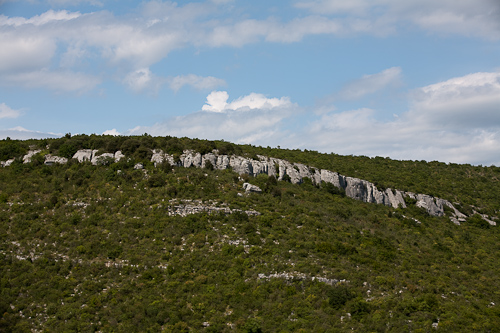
[
  {"x1": 3, "y1": 147, "x2": 494, "y2": 226},
  {"x1": 73, "y1": 149, "x2": 125, "y2": 165},
  {"x1": 243, "y1": 183, "x2": 263, "y2": 194},
  {"x1": 150, "y1": 149, "x2": 474, "y2": 224}
]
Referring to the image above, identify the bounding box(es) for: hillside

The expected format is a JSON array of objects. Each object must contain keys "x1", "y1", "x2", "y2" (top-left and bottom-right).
[{"x1": 1, "y1": 135, "x2": 500, "y2": 332}]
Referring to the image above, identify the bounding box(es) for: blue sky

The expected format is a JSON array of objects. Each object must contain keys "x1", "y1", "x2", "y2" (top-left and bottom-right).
[{"x1": 0, "y1": 0, "x2": 499, "y2": 165}]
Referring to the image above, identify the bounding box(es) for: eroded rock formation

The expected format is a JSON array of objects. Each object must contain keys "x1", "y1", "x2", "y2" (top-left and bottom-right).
[{"x1": 3, "y1": 148, "x2": 494, "y2": 225}]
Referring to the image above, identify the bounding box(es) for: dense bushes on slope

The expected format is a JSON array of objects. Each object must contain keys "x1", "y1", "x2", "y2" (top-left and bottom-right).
[{"x1": 1, "y1": 155, "x2": 500, "y2": 331}]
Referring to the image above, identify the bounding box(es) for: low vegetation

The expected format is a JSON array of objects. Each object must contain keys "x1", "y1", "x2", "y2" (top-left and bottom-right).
[{"x1": 1, "y1": 135, "x2": 499, "y2": 332}]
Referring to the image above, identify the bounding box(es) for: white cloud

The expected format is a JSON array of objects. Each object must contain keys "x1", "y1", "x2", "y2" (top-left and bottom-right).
[
  {"x1": 47, "y1": 0, "x2": 103, "y2": 6},
  {"x1": 337, "y1": 67, "x2": 402, "y2": 100},
  {"x1": 168, "y1": 74, "x2": 226, "y2": 92},
  {"x1": 0, "y1": 103, "x2": 22, "y2": 119},
  {"x1": 126, "y1": 91, "x2": 299, "y2": 145},
  {"x1": 295, "y1": 0, "x2": 500, "y2": 39},
  {"x1": 123, "y1": 71, "x2": 226, "y2": 94},
  {"x1": 0, "y1": 33, "x2": 56, "y2": 72},
  {"x1": 0, "y1": 69, "x2": 101, "y2": 93},
  {"x1": 102, "y1": 128, "x2": 120, "y2": 136},
  {"x1": 1, "y1": 1, "x2": 496, "y2": 96},
  {"x1": 202, "y1": 91, "x2": 293, "y2": 112},
  {"x1": 0, "y1": 9, "x2": 81, "y2": 26},
  {"x1": 409, "y1": 71, "x2": 500, "y2": 129},
  {"x1": 0, "y1": 127, "x2": 60, "y2": 140},
  {"x1": 125, "y1": 72, "x2": 500, "y2": 166},
  {"x1": 296, "y1": 71, "x2": 500, "y2": 165},
  {"x1": 123, "y1": 68, "x2": 161, "y2": 93},
  {"x1": 202, "y1": 91, "x2": 229, "y2": 112}
]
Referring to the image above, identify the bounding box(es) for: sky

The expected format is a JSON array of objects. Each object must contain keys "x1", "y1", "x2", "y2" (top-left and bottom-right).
[{"x1": 0, "y1": 0, "x2": 499, "y2": 166}]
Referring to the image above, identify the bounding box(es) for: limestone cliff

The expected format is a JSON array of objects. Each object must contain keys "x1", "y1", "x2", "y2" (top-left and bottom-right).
[{"x1": 4, "y1": 148, "x2": 495, "y2": 226}]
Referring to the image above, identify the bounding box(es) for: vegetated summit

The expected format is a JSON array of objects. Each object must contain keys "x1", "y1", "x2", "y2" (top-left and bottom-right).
[{"x1": 1, "y1": 134, "x2": 500, "y2": 332}]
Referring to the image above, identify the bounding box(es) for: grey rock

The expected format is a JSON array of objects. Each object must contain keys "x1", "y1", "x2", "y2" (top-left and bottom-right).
[
  {"x1": 230, "y1": 156, "x2": 253, "y2": 175},
  {"x1": 92, "y1": 153, "x2": 114, "y2": 165},
  {"x1": 320, "y1": 170, "x2": 345, "y2": 189},
  {"x1": 73, "y1": 149, "x2": 93, "y2": 162},
  {"x1": 44, "y1": 154, "x2": 68, "y2": 165},
  {"x1": 114, "y1": 151, "x2": 125, "y2": 162},
  {"x1": 151, "y1": 149, "x2": 176, "y2": 166},
  {"x1": 345, "y1": 177, "x2": 367, "y2": 201},
  {"x1": 385, "y1": 188, "x2": 406, "y2": 209},
  {"x1": 23, "y1": 150, "x2": 41, "y2": 163},
  {"x1": 416, "y1": 194, "x2": 444, "y2": 216},
  {"x1": 2, "y1": 159, "x2": 15, "y2": 167},
  {"x1": 201, "y1": 153, "x2": 217, "y2": 169},
  {"x1": 243, "y1": 183, "x2": 262, "y2": 193},
  {"x1": 216, "y1": 155, "x2": 230, "y2": 170},
  {"x1": 180, "y1": 150, "x2": 202, "y2": 168}
]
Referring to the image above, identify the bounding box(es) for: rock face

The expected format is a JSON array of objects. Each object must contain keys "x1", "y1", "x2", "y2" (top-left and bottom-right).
[
  {"x1": 147, "y1": 149, "x2": 478, "y2": 222},
  {"x1": 73, "y1": 149, "x2": 93, "y2": 162},
  {"x1": 243, "y1": 183, "x2": 262, "y2": 194},
  {"x1": 44, "y1": 154, "x2": 68, "y2": 165},
  {"x1": 167, "y1": 199, "x2": 260, "y2": 217},
  {"x1": 2, "y1": 146, "x2": 489, "y2": 225},
  {"x1": 70, "y1": 150, "x2": 125, "y2": 165},
  {"x1": 23, "y1": 150, "x2": 41, "y2": 163}
]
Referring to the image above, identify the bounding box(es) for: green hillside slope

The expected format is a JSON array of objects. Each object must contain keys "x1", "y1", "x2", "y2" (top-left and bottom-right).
[{"x1": 1, "y1": 135, "x2": 500, "y2": 332}]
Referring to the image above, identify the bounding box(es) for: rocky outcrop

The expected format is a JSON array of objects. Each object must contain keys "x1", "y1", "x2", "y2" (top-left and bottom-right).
[
  {"x1": 1, "y1": 159, "x2": 15, "y2": 167},
  {"x1": 3, "y1": 147, "x2": 493, "y2": 226},
  {"x1": 23, "y1": 150, "x2": 41, "y2": 163},
  {"x1": 72, "y1": 149, "x2": 125, "y2": 164},
  {"x1": 44, "y1": 154, "x2": 68, "y2": 165},
  {"x1": 148, "y1": 149, "x2": 477, "y2": 223},
  {"x1": 167, "y1": 199, "x2": 260, "y2": 217},
  {"x1": 243, "y1": 183, "x2": 262, "y2": 194},
  {"x1": 73, "y1": 149, "x2": 93, "y2": 162}
]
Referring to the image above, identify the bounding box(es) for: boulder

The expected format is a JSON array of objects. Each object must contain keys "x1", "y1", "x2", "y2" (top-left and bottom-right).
[
  {"x1": 23, "y1": 150, "x2": 41, "y2": 163},
  {"x1": 114, "y1": 151, "x2": 125, "y2": 162},
  {"x1": 92, "y1": 153, "x2": 114, "y2": 165},
  {"x1": 243, "y1": 183, "x2": 262, "y2": 193},
  {"x1": 73, "y1": 149, "x2": 93, "y2": 162},
  {"x1": 44, "y1": 155, "x2": 68, "y2": 165},
  {"x1": 416, "y1": 194, "x2": 444, "y2": 216}
]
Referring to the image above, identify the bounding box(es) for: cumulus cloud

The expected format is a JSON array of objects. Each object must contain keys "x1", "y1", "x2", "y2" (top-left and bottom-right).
[
  {"x1": 337, "y1": 67, "x2": 402, "y2": 100},
  {"x1": 409, "y1": 71, "x2": 500, "y2": 129},
  {"x1": 0, "y1": 33, "x2": 56, "y2": 72},
  {"x1": 295, "y1": 0, "x2": 500, "y2": 39},
  {"x1": 202, "y1": 91, "x2": 293, "y2": 112},
  {"x1": 0, "y1": 9, "x2": 81, "y2": 26},
  {"x1": 0, "y1": 126, "x2": 60, "y2": 140},
  {"x1": 123, "y1": 68, "x2": 161, "y2": 93},
  {"x1": 295, "y1": 71, "x2": 500, "y2": 165},
  {"x1": 0, "y1": 69, "x2": 101, "y2": 93},
  {"x1": 1, "y1": 1, "x2": 497, "y2": 95},
  {"x1": 125, "y1": 71, "x2": 500, "y2": 166},
  {"x1": 102, "y1": 128, "x2": 120, "y2": 136},
  {"x1": 125, "y1": 91, "x2": 299, "y2": 145},
  {"x1": 168, "y1": 74, "x2": 226, "y2": 92},
  {"x1": 123, "y1": 70, "x2": 226, "y2": 94},
  {"x1": 0, "y1": 103, "x2": 22, "y2": 119},
  {"x1": 47, "y1": 0, "x2": 103, "y2": 6}
]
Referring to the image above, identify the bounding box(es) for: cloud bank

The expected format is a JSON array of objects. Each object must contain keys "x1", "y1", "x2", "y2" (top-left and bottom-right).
[
  {"x1": 124, "y1": 71, "x2": 500, "y2": 166},
  {"x1": 0, "y1": 103, "x2": 21, "y2": 119},
  {"x1": 1, "y1": 1, "x2": 498, "y2": 94}
]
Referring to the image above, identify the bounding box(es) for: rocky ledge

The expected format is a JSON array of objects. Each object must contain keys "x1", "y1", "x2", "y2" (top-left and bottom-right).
[{"x1": 2, "y1": 148, "x2": 496, "y2": 226}]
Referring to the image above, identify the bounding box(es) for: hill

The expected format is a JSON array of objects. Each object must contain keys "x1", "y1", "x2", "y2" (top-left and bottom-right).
[{"x1": 1, "y1": 134, "x2": 500, "y2": 332}]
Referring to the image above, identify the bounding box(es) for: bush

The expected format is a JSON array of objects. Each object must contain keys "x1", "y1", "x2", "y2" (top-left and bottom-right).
[
  {"x1": 327, "y1": 285, "x2": 354, "y2": 309},
  {"x1": 147, "y1": 174, "x2": 166, "y2": 188},
  {"x1": 466, "y1": 214, "x2": 490, "y2": 229}
]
